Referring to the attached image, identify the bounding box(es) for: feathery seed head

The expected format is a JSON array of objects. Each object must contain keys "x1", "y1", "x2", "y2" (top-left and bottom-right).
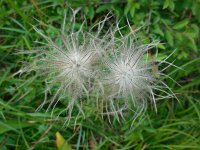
[
  {"x1": 109, "y1": 55, "x2": 149, "y2": 95},
  {"x1": 18, "y1": 12, "x2": 177, "y2": 125},
  {"x1": 58, "y1": 50, "x2": 94, "y2": 84}
]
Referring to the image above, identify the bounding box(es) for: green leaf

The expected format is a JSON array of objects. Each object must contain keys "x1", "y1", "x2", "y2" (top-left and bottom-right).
[
  {"x1": 124, "y1": 0, "x2": 132, "y2": 15},
  {"x1": 0, "y1": 27, "x2": 26, "y2": 34},
  {"x1": 56, "y1": 132, "x2": 72, "y2": 150},
  {"x1": 175, "y1": 32, "x2": 183, "y2": 42},
  {"x1": 186, "y1": 24, "x2": 199, "y2": 38},
  {"x1": 163, "y1": 0, "x2": 175, "y2": 11},
  {"x1": 96, "y1": 5, "x2": 111, "y2": 13},
  {"x1": 187, "y1": 37, "x2": 197, "y2": 52},
  {"x1": 85, "y1": 6, "x2": 94, "y2": 20},
  {"x1": 191, "y1": 1, "x2": 200, "y2": 22},
  {"x1": 124, "y1": 1, "x2": 139, "y2": 17},
  {"x1": 0, "y1": 121, "x2": 33, "y2": 134},
  {"x1": 89, "y1": 7, "x2": 94, "y2": 20},
  {"x1": 153, "y1": 25, "x2": 164, "y2": 37},
  {"x1": 6, "y1": 0, "x2": 30, "y2": 24},
  {"x1": 112, "y1": 6, "x2": 122, "y2": 19},
  {"x1": 130, "y1": 8, "x2": 135, "y2": 17},
  {"x1": 157, "y1": 43, "x2": 166, "y2": 50},
  {"x1": 165, "y1": 30, "x2": 174, "y2": 46},
  {"x1": 163, "y1": 0, "x2": 170, "y2": 9},
  {"x1": 173, "y1": 19, "x2": 189, "y2": 30}
]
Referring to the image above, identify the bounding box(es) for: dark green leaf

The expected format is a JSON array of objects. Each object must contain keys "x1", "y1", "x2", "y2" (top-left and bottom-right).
[
  {"x1": 165, "y1": 30, "x2": 174, "y2": 46},
  {"x1": 173, "y1": 19, "x2": 189, "y2": 30}
]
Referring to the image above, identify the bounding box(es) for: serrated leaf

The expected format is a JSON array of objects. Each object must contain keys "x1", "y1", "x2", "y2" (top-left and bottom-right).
[
  {"x1": 56, "y1": 132, "x2": 72, "y2": 150},
  {"x1": 173, "y1": 19, "x2": 189, "y2": 30}
]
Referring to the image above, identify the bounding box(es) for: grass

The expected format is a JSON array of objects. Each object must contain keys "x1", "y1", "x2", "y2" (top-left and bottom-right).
[{"x1": 0, "y1": 0, "x2": 200, "y2": 149}]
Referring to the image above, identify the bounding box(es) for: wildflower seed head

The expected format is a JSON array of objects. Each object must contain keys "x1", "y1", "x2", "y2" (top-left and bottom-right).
[
  {"x1": 103, "y1": 38, "x2": 156, "y2": 99},
  {"x1": 59, "y1": 50, "x2": 94, "y2": 84},
  {"x1": 109, "y1": 55, "x2": 149, "y2": 95},
  {"x1": 37, "y1": 41, "x2": 97, "y2": 99},
  {"x1": 18, "y1": 12, "x2": 177, "y2": 125}
]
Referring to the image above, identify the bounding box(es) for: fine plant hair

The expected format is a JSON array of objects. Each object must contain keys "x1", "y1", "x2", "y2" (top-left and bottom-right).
[{"x1": 17, "y1": 10, "x2": 179, "y2": 125}]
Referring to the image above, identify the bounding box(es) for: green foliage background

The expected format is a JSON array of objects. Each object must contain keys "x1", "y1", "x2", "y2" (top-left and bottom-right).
[{"x1": 0, "y1": 0, "x2": 200, "y2": 149}]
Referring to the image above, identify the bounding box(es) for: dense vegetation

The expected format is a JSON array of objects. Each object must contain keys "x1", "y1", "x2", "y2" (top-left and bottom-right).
[{"x1": 0, "y1": 0, "x2": 200, "y2": 149}]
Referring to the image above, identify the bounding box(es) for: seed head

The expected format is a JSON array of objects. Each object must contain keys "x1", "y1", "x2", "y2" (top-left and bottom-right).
[{"x1": 17, "y1": 13, "x2": 178, "y2": 125}]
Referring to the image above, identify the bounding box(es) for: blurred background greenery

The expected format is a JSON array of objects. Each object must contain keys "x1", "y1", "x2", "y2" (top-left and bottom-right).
[{"x1": 0, "y1": 0, "x2": 200, "y2": 149}]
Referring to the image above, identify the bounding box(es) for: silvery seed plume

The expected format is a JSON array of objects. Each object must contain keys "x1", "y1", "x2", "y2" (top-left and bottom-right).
[
  {"x1": 18, "y1": 25, "x2": 104, "y2": 123},
  {"x1": 16, "y1": 11, "x2": 113, "y2": 124},
  {"x1": 97, "y1": 22, "x2": 179, "y2": 123}
]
